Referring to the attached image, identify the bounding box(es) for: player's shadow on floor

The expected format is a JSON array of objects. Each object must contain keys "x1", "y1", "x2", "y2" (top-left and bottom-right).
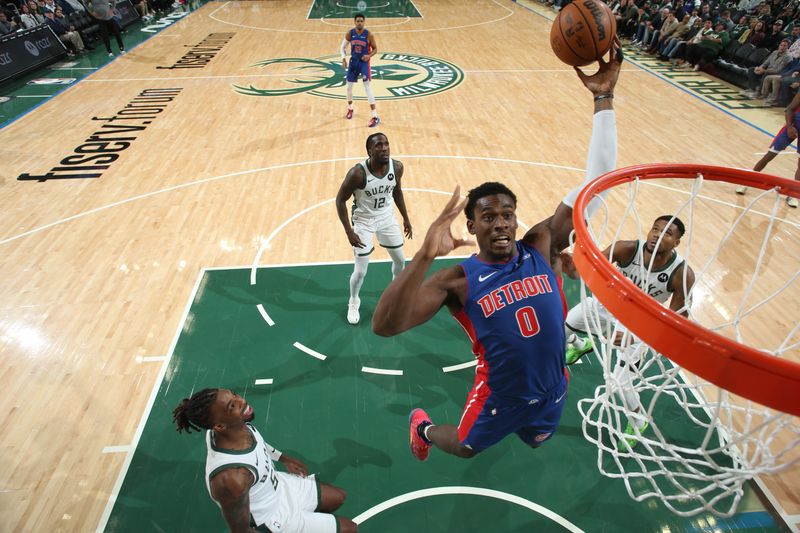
[{"x1": 303, "y1": 438, "x2": 393, "y2": 482}]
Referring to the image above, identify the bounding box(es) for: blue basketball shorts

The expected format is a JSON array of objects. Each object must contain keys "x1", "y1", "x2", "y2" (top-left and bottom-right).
[
  {"x1": 457, "y1": 376, "x2": 568, "y2": 453},
  {"x1": 346, "y1": 59, "x2": 371, "y2": 83}
]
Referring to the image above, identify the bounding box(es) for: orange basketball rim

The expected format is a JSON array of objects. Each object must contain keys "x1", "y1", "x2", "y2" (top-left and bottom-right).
[{"x1": 572, "y1": 163, "x2": 800, "y2": 417}]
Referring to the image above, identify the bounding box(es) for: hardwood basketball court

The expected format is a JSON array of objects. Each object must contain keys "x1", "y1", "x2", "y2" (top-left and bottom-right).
[{"x1": 0, "y1": 0, "x2": 797, "y2": 531}]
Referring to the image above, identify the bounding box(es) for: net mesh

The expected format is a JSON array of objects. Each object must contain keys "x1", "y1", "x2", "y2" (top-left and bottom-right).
[{"x1": 573, "y1": 171, "x2": 800, "y2": 517}]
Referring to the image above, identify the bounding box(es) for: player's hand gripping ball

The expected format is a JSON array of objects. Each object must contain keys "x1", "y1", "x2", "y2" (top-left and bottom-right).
[{"x1": 550, "y1": 0, "x2": 617, "y2": 67}]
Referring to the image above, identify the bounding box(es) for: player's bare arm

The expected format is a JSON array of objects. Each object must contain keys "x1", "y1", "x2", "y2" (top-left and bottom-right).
[
  {"x1": 667, "y1": 264, "x2": 695, "y2": 317},
  {"x1": 392, "y1": 160, "x2": 413, "y2": 239},
  {"x1": 335, "y1": 165, "x2": 368, "y2": 248},
  {"x1": 366, "y1": 32, "x2": 377, "y2": 61},
  {"x1": 373, "y1": 187, "x2": 473, "y2": 336},
  {"x1": 210, "y1": 468, "x2": 259, "y2": 533},
  {"x1": 278, "y1": 454, "x2": 308, "y2": 476}
]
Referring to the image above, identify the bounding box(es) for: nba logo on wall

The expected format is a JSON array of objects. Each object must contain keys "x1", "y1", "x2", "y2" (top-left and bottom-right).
[{"x1": 233, "y1": 53, "x2": 463, "y2": 100}]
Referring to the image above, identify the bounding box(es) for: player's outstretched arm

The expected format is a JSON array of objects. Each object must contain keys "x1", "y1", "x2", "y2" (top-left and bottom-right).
[
  {"x1": 335, "y1": 166, "x2": 367, "y2": 249},
  {"x1": 210, "y1": 468, "x2": 259, "y2": 533},
  {"x1": 373, "y1": 187, "x2": 473, "y2": 336},
  {"x1": 523, "y1": 39, "x2": 622, "y2": 262}
]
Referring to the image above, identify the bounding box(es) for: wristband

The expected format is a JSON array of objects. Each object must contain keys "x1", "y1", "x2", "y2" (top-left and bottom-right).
[{"x1": 594, "y1": 93, "x2": 614, "y2": 102}]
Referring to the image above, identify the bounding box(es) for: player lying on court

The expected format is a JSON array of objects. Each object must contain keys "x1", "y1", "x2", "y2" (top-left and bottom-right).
[
  {"x1": 372, "y1": 40, "x2": 623, "y2": 461},
  {"x1": 561, "y1": 215, "x2": 695, "y2": 449},
  {"x1": 173, "y1": 388, "x2": 358, "y2": 533}
]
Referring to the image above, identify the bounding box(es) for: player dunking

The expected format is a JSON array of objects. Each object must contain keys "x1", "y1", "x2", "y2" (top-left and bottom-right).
[
  {"x1": 172, "y1": 388, "x2": 357, "y2": 533},
  {"x1": 339, "y1": 13, "x2": 380, "y2": 127},
  {"x1": 562, "y1": 216, "x2": 695, "y2": 449},
  {"x1": 372, "y1": 41, "x2": 623, "y2": 461},
  {"x1": 736, "y1": 90, "x2": 800, "y2": 207},
  {"x1": 336, "y1": 133, "x2": 412, "y2": 325}
]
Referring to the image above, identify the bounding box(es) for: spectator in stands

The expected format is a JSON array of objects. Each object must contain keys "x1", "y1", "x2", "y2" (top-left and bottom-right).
[
  {"x1": 637, "y1": 8, "x2": 673, "y2": 49},
  {"x1": 756, "y1": 3, "x2": 774, "y2": 26},
  {"x1": 673, "y1": 0, "x2": 687, "y2": 21},
  {"x1": 88, "y1": 0, "x2": 124, "y2": 57},
  {"x1": 730, "y1": 15, "x2": 751, "y2": 41},
  {"x1": 622, "y1": 2, "x2": 646, "y2": 38},
  {"x1": 685, "y1": 20, "x2": 731, "y2": 70},
  {"x1": 19, "y1": 3, "x2": 44, "y2": 28},
  {"x1": 631, "y1": 5, "x2": 657, "y2": 44},
  {"x1": 742, "y1": 38, "x2": 793, "y2": 98},
  {"x1": 59, "y1": 0, "x2": 85, "y2": 13},
  {"x1": 647, "y1": 11, "x2": 683, "y2": 53},
  {"x1": 763, "y1": 19, "x2": 788, "y2": 49},
  {"x1": 133, "y1": 0, "x2": 152, "y2": 21},
  {"x1": 747, "y1": 19, "x2": 767, "y2": 46},
  {"x1": 719, "y1": 9, "x2": 735, "y2": 31},
  {"x1": 761, "y1": 56, "x2": 800, "y2": 105},
  {"x1": 668, "y1": 16, "x2": 707, "y2": 66},
  {"x1": 788, "y1": 24, "x2": 800, "y2": 44},
  {"x1": 41, "y1": 0, "x2": 57, "y2": 14},
  {"x1": 617, "y1": 0, "x2": 640, "y2": 37},
  {"x1": 44, "y1": 9, "x2": 84, "y2": 55},
  {"x1": 0, "y1": 12, "x2": 17, "y2": 33}
]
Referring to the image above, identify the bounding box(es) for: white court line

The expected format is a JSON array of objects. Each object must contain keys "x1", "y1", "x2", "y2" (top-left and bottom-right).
[
  {"x1": 320, "y1": 16, "x2": 410, "y2": 27},
  {"x1": 101, "y1": 445, "x2": 132, "y2": 454},
  {"x1": 463, "y1": 68, "x2": 642, "y2": 73},
  {"x1": 5, "y1": 155, "x2": 798, "y2": 249},
  {"x1": 95, "y1": 269, "x2": 206, "y2": 533},
  {"x1": 256, "y1": 303, "x2": 275, "y2": 326},
  {"x1": 352, "y1": 486, "x2": 583, "y2": 531},
  {"x1": 86, "y1": 72, "x2": 302, "y2": 82},
  {"x1": 361, "y1": 366, "x2": 403, "y2": 376},
  {"x1": 136, "y1": 355, "x2": 167, "y2": 363},
  {"x1": 336, "y1": 1, "x2": 390, "y2": 8},
  {"x1": 293, "y1": 341, "x2": 327, "y2": 361},
  {"x1": 409, "y1": 0, "x2": 423, "y2": 17},
  {"x1": 442, "y1": 360, "x2": 477, "y2": 373},
  {"x1": 209, "y1": 0, "x2": 513, "y2": 34},
  {"x1": 254, "y1": 378, "x2": 274, "y2": 385},
  {"x1": 16, "y1": 95, "x2": 52, "y2": 98}
]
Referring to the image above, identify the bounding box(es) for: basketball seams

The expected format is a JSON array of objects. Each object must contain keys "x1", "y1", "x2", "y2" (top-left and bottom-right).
[{"x1": 574, "y1": 3, "x2": 599, "y2": 62}]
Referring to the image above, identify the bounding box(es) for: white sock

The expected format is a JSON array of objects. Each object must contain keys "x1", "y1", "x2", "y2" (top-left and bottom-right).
[
  {"x1": 347, "y1": 102, "x2": 353, "y2": 110},
  {"x1": 573, "y1": 336, "x2": 588, "y2": 351},
  {"x1": 372, "y1": 110, "x2": 378, "y2": 118},
  {"x1": 423, "y1": 423, "x2": 434, "y2": 442},
  {"x1": 349, "y1": 255, "x2": 369, "y2": 302},
  {"x1": 346, "y1": 82, "x2": 354, "y2": 104}
]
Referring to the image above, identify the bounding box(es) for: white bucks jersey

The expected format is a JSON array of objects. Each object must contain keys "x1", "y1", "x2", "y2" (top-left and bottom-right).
[
  {"x1": 351, "y1": 158, "x2": 396, "y2": 221},
  {"x1": 618, "y1": 240, "x2": 685, "y2": 304},
  {"x1": 205, "y1": 424, "x2": 283, "y2": 526}
]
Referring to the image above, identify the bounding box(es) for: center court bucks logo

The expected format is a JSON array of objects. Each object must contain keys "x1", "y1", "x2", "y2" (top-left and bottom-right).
[{"x1": 233, "y1": 53, "x2": 463, "y2": 100}]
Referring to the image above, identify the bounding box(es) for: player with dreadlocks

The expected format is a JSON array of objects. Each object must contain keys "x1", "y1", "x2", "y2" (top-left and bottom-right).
[{"x1": 173, "y1": 388, "x2": 358, "y2": 533}]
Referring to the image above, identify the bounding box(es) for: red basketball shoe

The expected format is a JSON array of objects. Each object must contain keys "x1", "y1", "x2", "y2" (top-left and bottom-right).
[
  {"x1": 408, "y1": 408, "x2": 432, "y2": 461},
  {"x1": 345, "y1": 109, "x2": 353, "y2": 120},
  {"x1": 368, "y1": 116, "x2": 380, "y2": 128}
]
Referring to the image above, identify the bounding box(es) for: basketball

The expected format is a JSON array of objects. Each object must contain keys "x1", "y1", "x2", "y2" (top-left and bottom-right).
[{"x1": 550, "y1": 0, "x2": 616, "y2": 67}]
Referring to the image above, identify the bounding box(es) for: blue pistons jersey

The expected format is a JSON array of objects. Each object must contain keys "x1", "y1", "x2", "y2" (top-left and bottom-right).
[
  {"x1": 349, "y1": 28, "x2": 370, "y2": 62},
  {"x1": 455, "y1": 240, "x2": 567, "y2": 404}
]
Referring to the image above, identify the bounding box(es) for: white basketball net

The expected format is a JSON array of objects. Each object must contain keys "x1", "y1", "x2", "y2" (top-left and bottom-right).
[{"x1": 573, "y1": 173, "x2": 800, "y2": 517}]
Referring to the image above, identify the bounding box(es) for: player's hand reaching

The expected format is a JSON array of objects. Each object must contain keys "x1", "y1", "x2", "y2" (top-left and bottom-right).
[
  {"x1": 420, "y1": 186, "x2": 474, "y2": 259},
  {"x1": 403, "y1": 219, "x2": 413, "y2": 239},
  {"x1": 574, "y1": 36, "x2": 622, "y2": 96},
  {"x1": 279, "y1": 454, "x2": 308, "y2": 477},
  {"x1": 347, "y1": 230, "x2": 365, "y2": 248}
]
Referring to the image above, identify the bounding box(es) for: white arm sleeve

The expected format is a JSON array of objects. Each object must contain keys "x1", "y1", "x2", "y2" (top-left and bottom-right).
[
  {"x1": 561, "y1": 109, "x2": 617, "y2": 219},
  {"x1": 340, "y1": 39, "x2": 348, "y2": 59}
]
